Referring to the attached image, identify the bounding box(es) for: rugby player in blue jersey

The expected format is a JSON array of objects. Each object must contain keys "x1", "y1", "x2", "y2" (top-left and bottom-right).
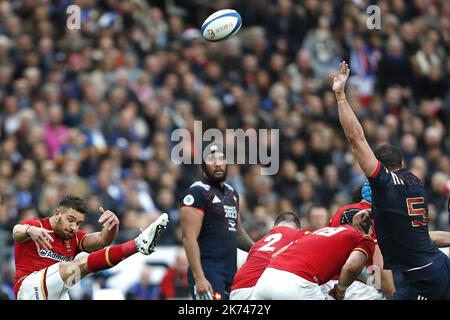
[
  {"x1": 179, "y1": 143, "x2": 254, "y2": 300},
  {"x1": 333, "y1": 61, "x2": 450, "y2": 300}
]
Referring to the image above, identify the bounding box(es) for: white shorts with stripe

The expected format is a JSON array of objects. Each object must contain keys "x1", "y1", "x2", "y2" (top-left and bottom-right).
[
  {"x1": 321, "y1": 280, "x2": 385, "y2": 300},
  {"x1": 230, "y1": 287, "x2": 255, "y2": 300},
  {"x1": 17, "y1": 263, "x2": 70, "y2": 300},
  {"x1": 251, "y1": 268, "x2": 326, "y2": 300}
]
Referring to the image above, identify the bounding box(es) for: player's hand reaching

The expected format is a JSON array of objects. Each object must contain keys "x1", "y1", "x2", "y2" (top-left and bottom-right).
[
  {"x1": 195, "y1": 276, "x2": 214, "y2": 300},
  {"x1": 98, "y1": 207, "x2": 119, "y2": 231},
  {"x1": 27, "y1": 226, "x2": 54, "y2": 251},
  {"x1": 352, "y1": 210, "x2": 370, "y2": 233},
  {"x1": 332, "y1": 61, "x2": 350, "y2": 93},
  {"x1": 329, "y1": 283, "x2": 347, "y2": 300}
]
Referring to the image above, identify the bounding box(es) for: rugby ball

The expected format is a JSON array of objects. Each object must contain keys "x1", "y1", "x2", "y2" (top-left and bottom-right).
[{"x1": 201, "y1": 9, "x2": 242, "y2": 42}]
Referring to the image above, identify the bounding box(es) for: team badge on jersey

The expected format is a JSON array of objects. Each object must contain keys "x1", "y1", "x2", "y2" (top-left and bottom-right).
[
  {"x1": 224, "y1": 205, "x2": 237, "y2": 232},
  {"x1": 64, "y1": 240, "x2": 72, "y2": 252},
  {"x1": 183, "y1": 194, "x2": 195, "y2": 206}
]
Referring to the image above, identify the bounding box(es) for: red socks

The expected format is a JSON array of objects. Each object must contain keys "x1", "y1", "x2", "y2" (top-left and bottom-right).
[{"x1": 87, "y1": 240, "x2": 137, "y2": 273}]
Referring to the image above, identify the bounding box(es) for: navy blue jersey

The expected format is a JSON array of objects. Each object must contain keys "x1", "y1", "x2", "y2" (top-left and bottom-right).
[
  {"x1": 180, "y1": 178, "x2": 240, "y2": 276},
  {"x1": 368, "y1": 162, "x2": 441, "y2": 271}
]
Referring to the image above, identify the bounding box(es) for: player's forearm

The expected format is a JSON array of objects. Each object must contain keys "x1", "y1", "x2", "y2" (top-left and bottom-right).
[
  {"x1": 12, "y1": 224, "x2": 32, "y2": 242},
  {"x1": 99, "y1": 225, "x2": 118, "y2": 247},
  {"x1": 338, "y1": 258, "x2": 365, "y2": 288},
  {"x1": 336, "y1": 95, "x2": 365, "y2": 145},
  {"x1": 429, "y1": 231, "x2": 450, "y2": 248},
  {"x1": 182, "y1": 237, "x2": 205, "y2": 279},
  {"x1": 336, "y1": 93, "x2": 378, "y2": 177},
  {"x1": 381, "y1": 270, "x2": 395, "y2": 299},
  {"x1": 237, "y1": 227, "x2": 254, "y2": 252}
]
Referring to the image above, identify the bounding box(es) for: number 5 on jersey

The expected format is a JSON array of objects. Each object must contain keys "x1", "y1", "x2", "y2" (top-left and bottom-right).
[{"x1": 406, "y1": 197, "x2": 427, "y2": 228}]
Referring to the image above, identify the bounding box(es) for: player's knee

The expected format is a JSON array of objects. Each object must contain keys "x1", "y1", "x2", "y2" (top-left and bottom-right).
[{"x1": 59, "y1": 254, "x2": 89, "y2": 285}]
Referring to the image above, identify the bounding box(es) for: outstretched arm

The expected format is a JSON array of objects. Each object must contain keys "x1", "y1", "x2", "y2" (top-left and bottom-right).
[
  {"x1": 330, "y1": 250, "x2": 368, "y2": 300},
  {"x1": 333, "y1": 62, "x2": 379, "y2": 178},
  {"x1": 81, "y1": 207, "x2": 119, "y2": 252}
]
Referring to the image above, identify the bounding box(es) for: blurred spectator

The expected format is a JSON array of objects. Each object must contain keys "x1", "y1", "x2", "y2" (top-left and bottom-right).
[
  {"x1": 126, "y1": 266, "x2": 161, "y2": 300},
  {"x1": 302, "y1": 16, "x2": 341, "y2": 80},
  {"x1": 376, "y1": 36, "x2": 413, "y2": 93},
  {"x1": 306, "y1": 206, "x2": 329, "y2": 231},
  {"x1": 160, "y1": 249, "x2": 190, "y2": 300}
]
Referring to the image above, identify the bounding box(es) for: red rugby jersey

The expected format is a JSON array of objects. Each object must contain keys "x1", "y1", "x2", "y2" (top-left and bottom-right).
[
  {"x1": 269, "y1": 225, "x2": 375, "y2": 285},
  {"x1": 231, "y1": 227, "x2": 307, "y2": 291},
  {"x1": 13, "y1": 217, "x2": 86, "y2": 296}
]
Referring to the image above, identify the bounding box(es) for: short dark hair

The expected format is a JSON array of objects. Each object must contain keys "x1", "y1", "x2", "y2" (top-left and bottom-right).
[
  {"x1": 58, "y1": 195, "x2": 88, "y2": 214},
  {"x1": 274, "y1": 211, "x2": 301, "y2": 229},
  {"x1": 374, "y1": 144, "x2": 402, "y2": 171}
]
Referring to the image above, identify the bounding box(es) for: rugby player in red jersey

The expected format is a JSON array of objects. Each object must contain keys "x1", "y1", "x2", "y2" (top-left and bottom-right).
[
  {"x1": 13, "y1": 195, "x2": 168, "y2": 300},
  {"x1": 328, "y1": 181, "x2": 374, "y2": 237},
  {"x1": 321, "y1": 180, "x2": 385, "y2": 299},
  {"x1": 230, "y1": 212, "x2": 307, "y2": 300},
  {"x1": 252, "y1": 223, "x2": 375, "y2": 300}
]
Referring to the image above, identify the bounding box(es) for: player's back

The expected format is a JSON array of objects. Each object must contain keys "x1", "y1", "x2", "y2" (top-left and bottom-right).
[
  {"x1": 269, "y1": 225, "x2": 375, "y2": 285},
  {"x1": 369, "y1": 163, "x2": 441, "y2": 270},
  {"x1": 231, "y1": 227, "x2": 305, "y2": 291}
]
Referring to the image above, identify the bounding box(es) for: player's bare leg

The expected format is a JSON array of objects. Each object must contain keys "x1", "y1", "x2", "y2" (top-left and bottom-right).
[{"x1": 58, "y1": 213, "x2": 169, "y2": 286}]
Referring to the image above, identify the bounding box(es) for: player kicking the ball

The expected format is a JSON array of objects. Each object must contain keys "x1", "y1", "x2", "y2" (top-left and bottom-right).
[{"x1": 13, "y1": 195, "x2": 168, "y2": 300}]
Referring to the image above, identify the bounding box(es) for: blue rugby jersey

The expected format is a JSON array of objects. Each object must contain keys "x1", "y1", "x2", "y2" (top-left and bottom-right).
[
  {"x1": 368, "y1": 162, "x2": 441, "y2": 271},
  {"x1": 180, "y1": 178, "x2": 240, "y2": 276}
]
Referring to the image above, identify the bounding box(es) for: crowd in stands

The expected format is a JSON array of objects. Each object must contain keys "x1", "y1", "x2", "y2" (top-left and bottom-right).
[{"x1": 0, "y1": 0, "x2": 449, "y2": 299}]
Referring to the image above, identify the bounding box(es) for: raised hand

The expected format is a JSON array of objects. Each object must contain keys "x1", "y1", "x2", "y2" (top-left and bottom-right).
[
  {"x1": 28, "y1": 227, "x2": 54, "y2": 251},
  {"x1": 98, "y1": 207, "x2": 119, "y2": 231},
  {"x1": 332, "y1": 61, "x2": 350, "y2": 92},
  {"x1": 352, "y1": 210, "x2": 371, "y2": 233}
]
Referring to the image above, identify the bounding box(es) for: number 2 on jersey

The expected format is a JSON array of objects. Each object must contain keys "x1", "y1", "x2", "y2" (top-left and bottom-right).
[{"x1": 258, "y1": 233, "x2": 283, "y2": 252}]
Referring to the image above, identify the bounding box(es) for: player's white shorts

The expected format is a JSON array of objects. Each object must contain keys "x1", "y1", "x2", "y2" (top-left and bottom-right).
[
  {"x1": 17, "y1": 263, "x2": 70, "y2": 300},
  {"x1": 321, "y1": 280, "x2": 385, "y2": 300},
  {"x1": 230, "y1": 287, "x2": 254, "y2": 300},
  {"x1": 251, "y1": 268, "x2": 326, "y2": 300}
]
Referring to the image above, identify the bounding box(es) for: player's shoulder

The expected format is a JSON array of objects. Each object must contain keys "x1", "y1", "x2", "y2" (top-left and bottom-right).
[
  {"x1": 19, "y1": 217, "x2": 44, "y2": 227},
  {"x1": 224, "y1": 182, "x2": 239, "y2": 196},
  {"x1": 224, "y1": 182, "x2": 234, "y2": 192},
  {"x1": 187, "y1": 179, "x2": 212, "y2": 192},
  {"x1": 354, "y1": 228, "x2": 376, "y2": 243},
  {"x1": 180, "y1": 179, "x2": 210, "y2": 208},
  {"x1": 182, "y1": 180, "x2": 212, "y2": 199}
]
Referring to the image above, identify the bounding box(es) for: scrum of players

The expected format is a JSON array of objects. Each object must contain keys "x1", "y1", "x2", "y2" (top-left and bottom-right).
[{"x1": 230, "y1": 181, "x2": 450, "y2": 300}]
